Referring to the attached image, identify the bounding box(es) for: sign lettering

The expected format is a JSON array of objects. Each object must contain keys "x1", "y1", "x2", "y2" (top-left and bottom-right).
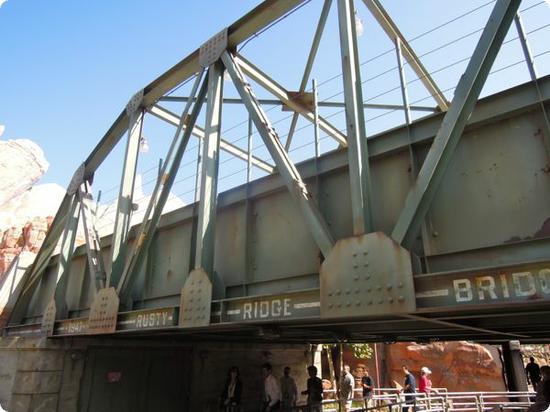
[
  {"x1": 417, "y1": 264, "x2": 550, "y2": 308},
  {"x1": 242, "y1": 298, "x2": 292, "y2": 320},
  {"x1": 452, "y1": 269, "x2": 550, "y2": 303}
]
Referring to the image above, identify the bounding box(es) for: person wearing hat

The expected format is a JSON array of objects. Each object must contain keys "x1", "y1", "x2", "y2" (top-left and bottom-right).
[{"x1": 419, "y1": 367, "x2": 433, "y2": 395}]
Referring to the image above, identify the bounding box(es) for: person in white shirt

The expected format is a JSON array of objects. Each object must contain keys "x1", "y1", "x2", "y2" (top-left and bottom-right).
[
  {"x1": 340, "y1": 365, "x2": 355, "y2": 412},
  {"x1": 261, "y1": 363, "x2": 281, "y2": 412}
]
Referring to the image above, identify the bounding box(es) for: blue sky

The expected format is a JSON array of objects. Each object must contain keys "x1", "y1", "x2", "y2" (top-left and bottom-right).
[{"x1": 1, "y1": 0, "x2": 549, "y2": 210}]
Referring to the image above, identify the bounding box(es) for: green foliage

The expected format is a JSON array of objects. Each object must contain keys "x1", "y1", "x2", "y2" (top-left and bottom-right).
[
  {"x1": 322, "y1": 343, "x2": 373, "y2": 359},
  {"x1": 350, "y1": 343, "x2": 373, "y2": 360}
]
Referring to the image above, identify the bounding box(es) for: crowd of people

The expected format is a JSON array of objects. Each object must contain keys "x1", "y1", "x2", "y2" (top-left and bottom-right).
[
  {"x1": 218, "y1": 363, "x2": 436, "y2": 412},
  {"x1": 218, "y1": 358, "x2": 550, "y2": 412}
]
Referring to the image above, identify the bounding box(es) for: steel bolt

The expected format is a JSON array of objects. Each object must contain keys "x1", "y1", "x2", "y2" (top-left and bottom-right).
[
  {"x1": 356, "y1": 301, "x2": 361, "y2": 306},
  {"x1": 398, "y1": 296, "x2": 405, "y2": 302},
  {"x1": 346, "y1": 302, "x2": 351, "y2": 307},
  {"x1": 353, "y1": 264, "x2": 358, "y2": 269},
  {"x1": 388, "y1": 298, "x2": 394, "y2": 303},
  {"x1": 354, "y1": 276, "x2": 359, "y2": 281}
]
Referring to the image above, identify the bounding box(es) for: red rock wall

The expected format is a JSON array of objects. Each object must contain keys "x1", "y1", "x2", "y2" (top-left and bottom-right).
[
  {"x1": 0, "y1": 217, "x2": 52, "y2": 276},
  {"x1": 332, "y1": 342, "x2": 506, "y2": 392}
]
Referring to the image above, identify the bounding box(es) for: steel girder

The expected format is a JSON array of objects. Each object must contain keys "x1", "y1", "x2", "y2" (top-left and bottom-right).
[
  {"x1": 337, "y1": 0, "x2": 373, "y2": 235},
  {"x1": 222, "y1": 51, "x2": 335, "y2": 258},
  {"x1": 391, "y1": 0, "x2": 521, "y2": 248},
  {"x1": 116, "y1": 71, "x2": 209, "y2": 305}
]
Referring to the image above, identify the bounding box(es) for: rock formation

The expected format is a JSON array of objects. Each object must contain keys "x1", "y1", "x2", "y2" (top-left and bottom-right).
[
  {"x1": 338, "y1": 341, "x2": 506, "y2": 392},
  {"x1": 0, "y1": 139, "x2": 48, "y2": 208}
]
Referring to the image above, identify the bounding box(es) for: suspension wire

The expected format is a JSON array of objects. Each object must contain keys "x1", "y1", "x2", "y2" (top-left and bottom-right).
[{"x1": 94, "y1": 0, "x2": 550, "y2": 215}]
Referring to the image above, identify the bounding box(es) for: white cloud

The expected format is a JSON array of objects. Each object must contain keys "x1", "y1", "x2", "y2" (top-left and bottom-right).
[{"x1": 0, "y1": 0, "x2": 7, "y2": 9}]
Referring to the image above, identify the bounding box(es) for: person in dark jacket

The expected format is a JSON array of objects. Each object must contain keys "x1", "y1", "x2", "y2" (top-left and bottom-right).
[
  {"x1": 401, "y1": 365, "x2": 416, "y2": 412},
  {"x1": 302, "y1": 365, "x2": 323, "y2": 412},
  {"x1": 526, "y1": 357, "x2": 542, "y2": 390},
  {"x1": 220, "y1": 366, "x2": 243, "y2": 412}
]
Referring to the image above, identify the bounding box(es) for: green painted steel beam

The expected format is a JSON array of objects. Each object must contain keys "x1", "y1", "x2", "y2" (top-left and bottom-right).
[
  {"x1": 337, "y1": 0, "x2": 373, "y2": 235},
  {"x1": 391, "y1": 0, "x2": 521, "y2": 249},
  {"x1": 361, "y1": 0, "x2": 449, "y2": 111},
  {"x1": 236, "y1": 55, "x2": 348, "y2": 147},
  {"x1": 52, "y1": 195, "x2": 81, "y2": 317},
  {"x1": 285, "y1": 0, "x2": 333, "y2": 151},
  {"x1": 116, "y1": 71, "x2": 209, "y2": 304},
  {"x1": 107, "y1": 108, "x2": 144, "y2": 288},
  {"x1": 194, "y1": 62, "x2": 225, "y2": 298},
  {"x1": 222, "y1": 51, "x2": 335, "y2": 258}
]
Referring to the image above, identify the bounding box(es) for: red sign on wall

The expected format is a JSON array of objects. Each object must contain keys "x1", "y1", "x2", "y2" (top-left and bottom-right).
[{"x1": 107, "y1": 371, "x2": 122, "y2": 383}]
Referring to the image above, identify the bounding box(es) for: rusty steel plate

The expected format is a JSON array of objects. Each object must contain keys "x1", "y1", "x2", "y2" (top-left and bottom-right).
[
  {"x1": 87, "y1": 287, "x2": 119, "y2": 334},
  {"x1": 282, "y1": 91, "x2": 314, "y2": 112},
  {"x1": 320, "y1": 232, "x2": 416, "y2": 318},
  {"x1": 179, "y1": 268, "x2": 212, "y2": 328}
]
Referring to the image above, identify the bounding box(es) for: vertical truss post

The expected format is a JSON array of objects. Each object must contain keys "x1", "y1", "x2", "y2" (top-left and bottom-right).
[
  {"x1": 285, "y1": 0, "x2": 333, "y2": 150},
  {"x1": 312, "y1": 78, "x2": 321, "y2": 158},
  {"x1": 194, "y1": 62, "x2": 225, "y2": 297},
  {"x1": 194, "y1": 139, "x2": 203, "y2": 202},
  {"x1": 391, "y1": 0, "x2": 521, "y2": 248},
  {"x1": 51, "y1": 194, "x2": 81, "y2": 318},
  {"x1": 514, "y1": 12, "x2": 538, "y2": 81},
  {"x1": 337, "y1": 0, "x2": 373, "y2": 235},
  {"x1": 107, "y1": 91, "x2": 144, "y2": 288},
  {"x1": 78, "y1": 180, "x2": 106, "y2": 291},
  {"x1": 395, "y1": 38, "x2": 412, "y2": 125},
  {"x1": 115, "y1": 71, "x2": 208, "y2": 304},
  {"x1": 247, "y1": 116, "x2": 253, "y2": 183},
  {"x1": 222, "y1": 51, "x2": 334, "y2": 257},
  {"x1": 514, "y1": 12, "x2": 550, "y2": 156}
]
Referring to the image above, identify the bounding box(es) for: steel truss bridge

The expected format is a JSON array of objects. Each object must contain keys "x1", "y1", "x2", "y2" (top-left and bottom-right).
[{"x1": 3, "y1": 0, "x2": 550, "y2": 344}]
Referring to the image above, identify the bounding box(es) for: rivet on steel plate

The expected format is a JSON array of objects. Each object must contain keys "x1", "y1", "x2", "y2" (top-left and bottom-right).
[
  {"x1": 388, "y1": 298, "x2": 394, "y2": 303},
  {"x1": 398, "y1": 296, "x2": 405, "y2": 302},
  {"x1": 367, "y1": 301, "x2": 372, "y2": 305},
  {"x1": 337, "y1": 303, "x2": 342, "y2": 308},
  {"x1": 345, "y1": 289, "x2": 350, "y2": 295},
  {"x1": 354, "y1": 276, "x2": 359, "y2": 281},
  {"x1": 387, "y1": 284, "x2": 392, "y2": 290},
  {"x1": 356, "y1": 301, "x2": 361, "y2": 306}
]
